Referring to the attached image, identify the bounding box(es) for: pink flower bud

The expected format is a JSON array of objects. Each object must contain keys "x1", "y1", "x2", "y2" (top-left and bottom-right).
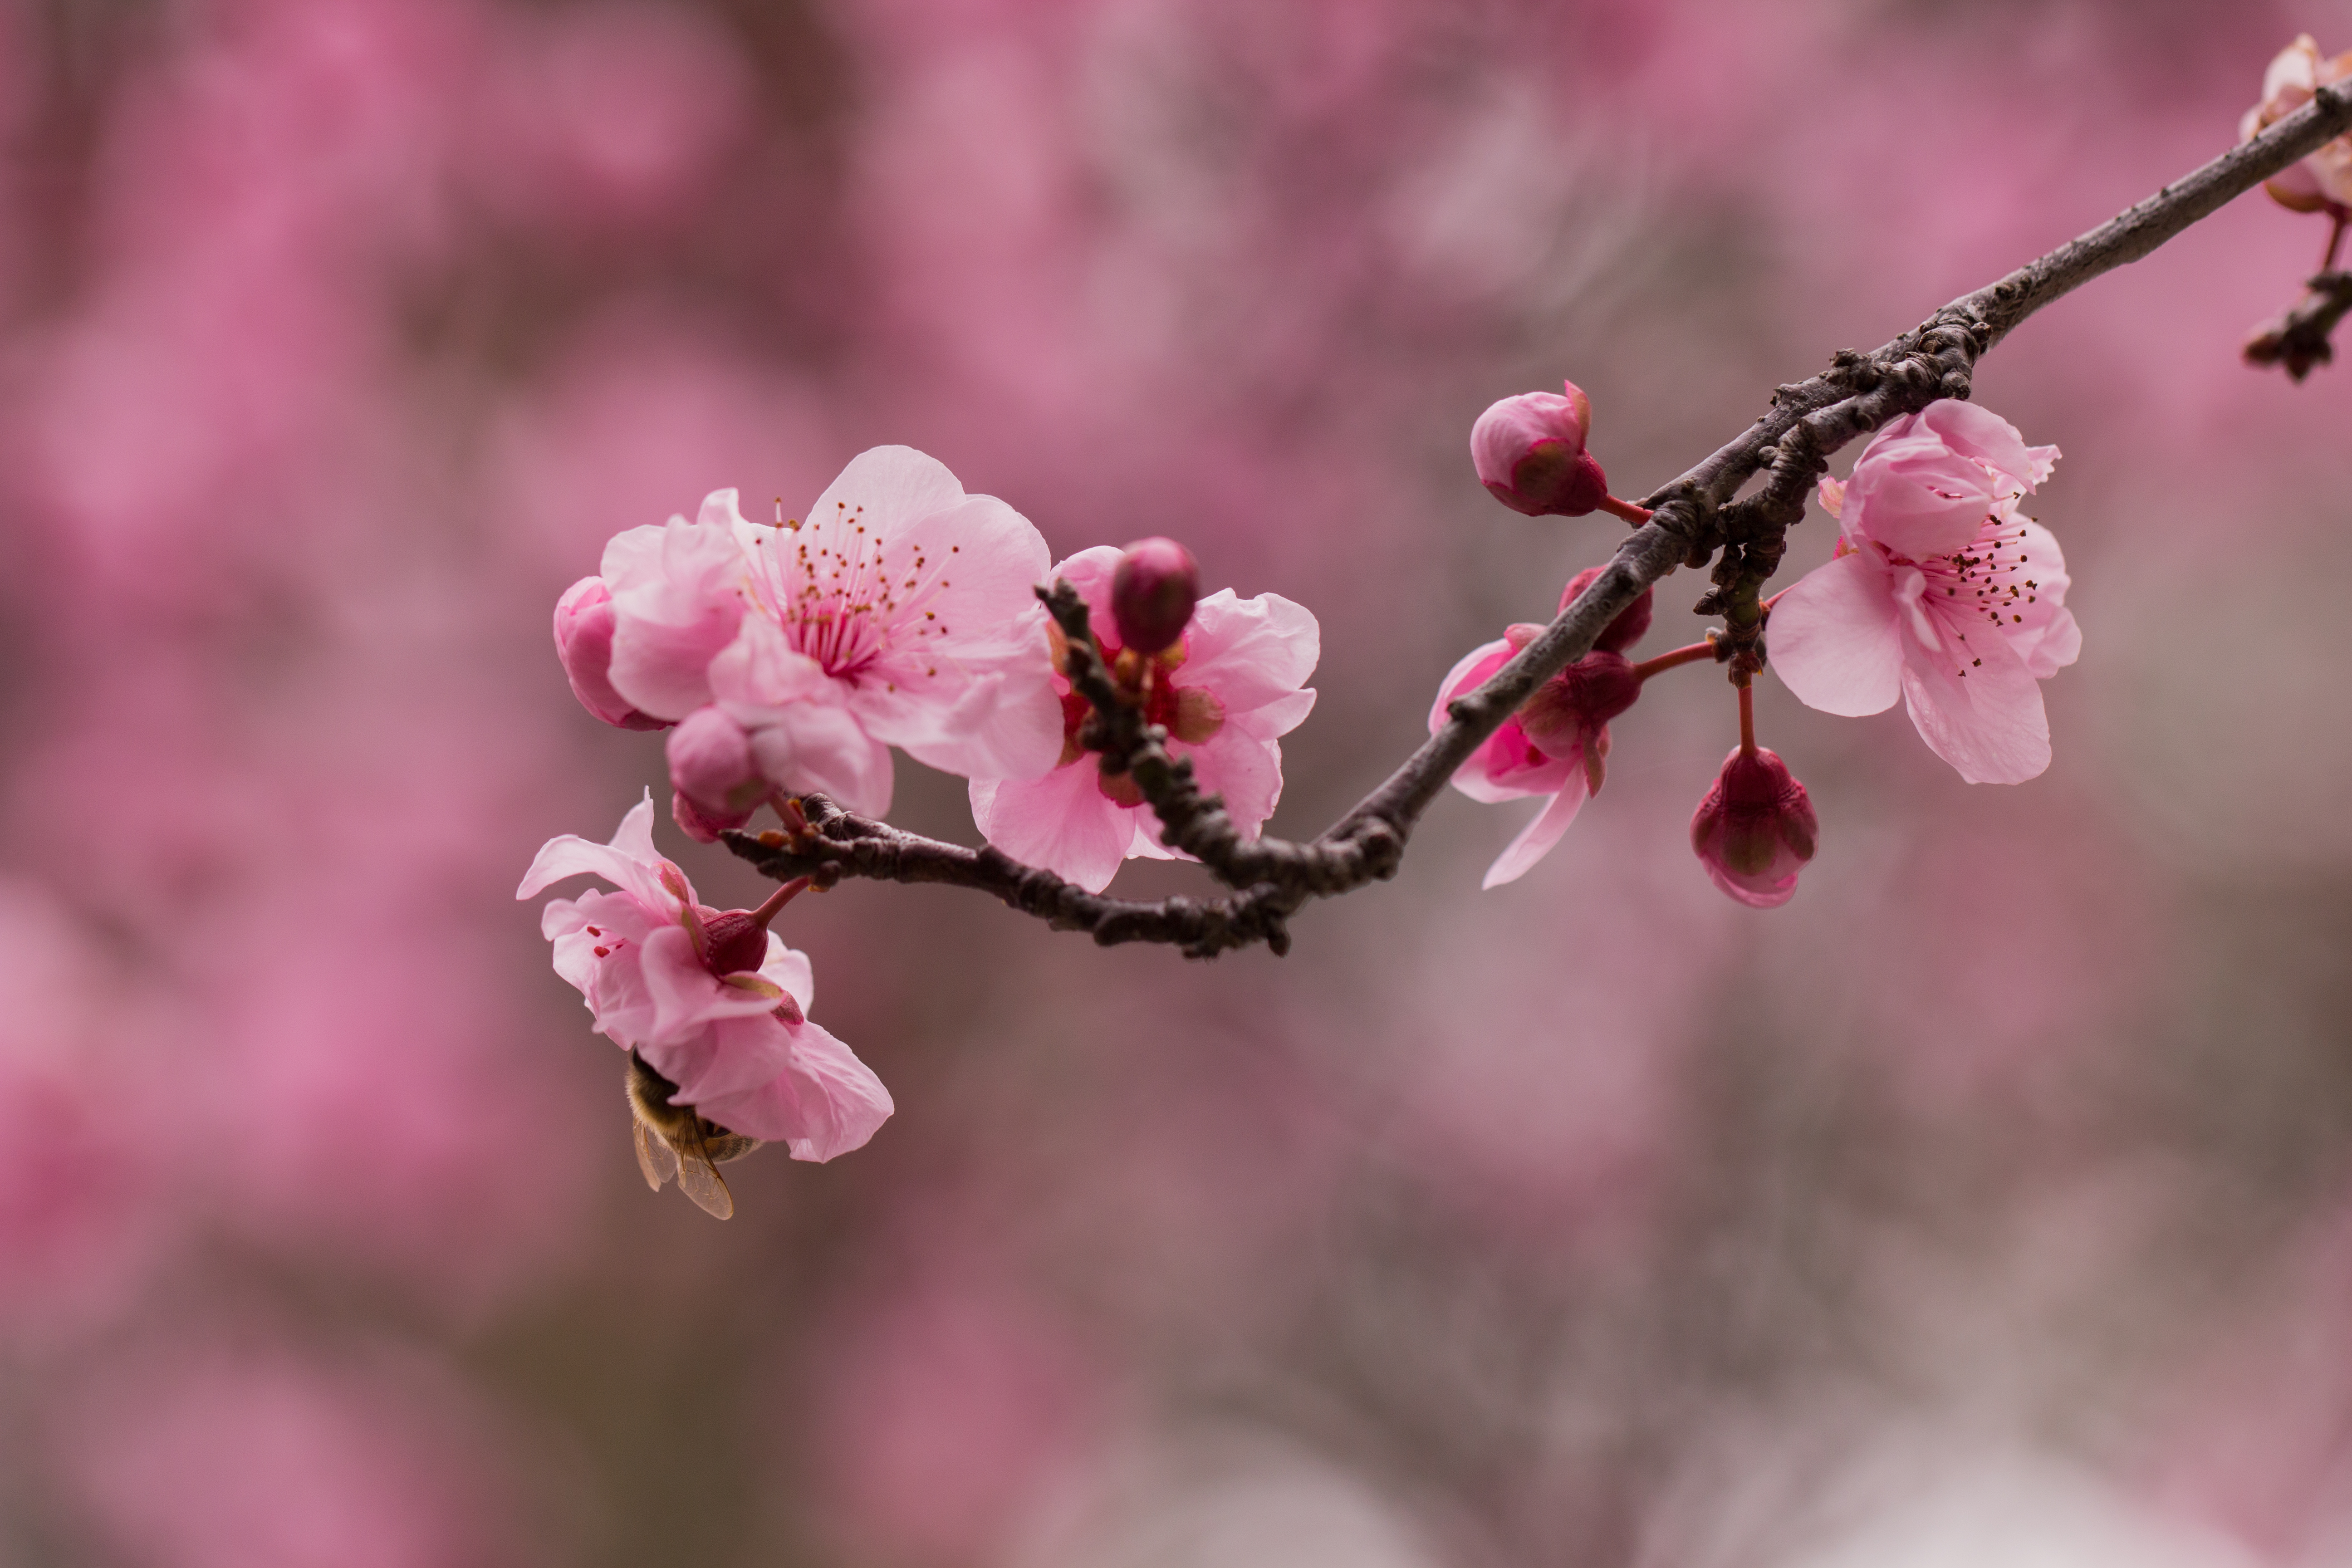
[
  {"x1": 1690, "y1": 746, "x2": 1818, "y2": 909},
  {"x1": 1471, "y1": 382, "x2": 1609, "y2": 517},
  {"x1": 671, "y1": 789, "x2": 750, "y2": 844},
  {"x1": 1558, "y1": 566, "x2": 1653, "y2": 653},
  {"x1": 1516, "y1": 651, "x2": 1641, "y2": 794},
  {"x1": 554, "y1": 576, "x2": 670, "y2": 730},
  {"x1": 668, "y1": 706, "x2": 768, "y2": 823},
  {"x1": 1110, "y1": 537, "x2": 1200, "y2": 655}
]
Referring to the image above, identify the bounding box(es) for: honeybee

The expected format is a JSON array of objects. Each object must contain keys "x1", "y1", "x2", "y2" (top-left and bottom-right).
[{"x1": 625, "y1": 1050, "x2": 764, "y2": 1220}]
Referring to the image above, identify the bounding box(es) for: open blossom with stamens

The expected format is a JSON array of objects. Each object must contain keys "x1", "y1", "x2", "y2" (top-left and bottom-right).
[
  {"x1": 2240, "y1": 35, "x2": 2352, "y2": 211},
  {"x1": 1433, "y1": 570, "x2": 1651, "y2": 889},
  {"x1": 516, "y1": 794, "x2": 891, "y2": 1161},
  {"x1": 1768, "y1": 399, "x2": 2078, "y2": 784},
  {"x1": 594, "y1": 446, "x2": 1065, "y2": 818},
  {"x1": 967, "y1": 546, "x2": 1318, "y2": 893}
]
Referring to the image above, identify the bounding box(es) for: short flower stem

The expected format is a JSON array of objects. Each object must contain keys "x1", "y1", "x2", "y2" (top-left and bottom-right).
[
  {"x1": 1632, "y1": 640, "x2": 1719, "y2": 682},
  {"x1": 749, "y1": 877, "x2": 812, "y2": 926},
  {"x1": 1599, "y1": 495, "x2": 1653, "y2": 526},
  {"x1": 2326, "y1": 206, "x2": 2349, "y2": 273},
  {"x1": 1737, "y1": 680, "x2": 1757, "y2": 756}
]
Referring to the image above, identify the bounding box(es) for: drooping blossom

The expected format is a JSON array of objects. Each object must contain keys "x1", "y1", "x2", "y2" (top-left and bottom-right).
[
  {"x1": 1471, "y1": 381, "x2": 1609, "y2": 517},
  {"x1": 1767, "y1": 399, "x2": 2079, "y2": 785},
  {"x1": 593, "y1": 446, "x2": 1066, "y2": 818},
  {"x1": 2240, "y1": 36, "x2": 2352, "y2": 212},
  {"x1": 1690, "y1": 745, "x2": 1818, "y2": 908},
  {"x1": 968, "y1": 546, "x2": 1318, "y2": 893},
  {"x1": 516, "y1": 794, "x2": 891, "y2": 1161},
  {"x1": 1434, "y1": 569, "x2": 1651, "y2": 889}
]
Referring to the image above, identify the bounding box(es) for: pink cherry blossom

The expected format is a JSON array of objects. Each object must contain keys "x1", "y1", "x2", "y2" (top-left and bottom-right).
[
  {"x1": 2239, "y1": 35, "x2": 2352, "y2": 212},
  {"x1": 1434, "y1": 573, "x2": 1651, "y2": 889},
  {"x1": 1767, "y1": 399, "x2": 2079, "y2": 785},
  {"x1": 516, "y1": 794, "x2": 891, "y2": 1161},
  {"x1": 967, "y1": 546, "x2": 1318, "y2": 893},
  {"x1": 598, "y1": 447, "x2": 1067, "y2": 817},
  {"x1": 1471, "y1": 381, "x2": 1608, "y2": 517}
]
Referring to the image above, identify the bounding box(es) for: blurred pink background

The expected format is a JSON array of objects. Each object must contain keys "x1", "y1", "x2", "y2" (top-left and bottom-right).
[{"x1": 5, "y1": 0, "x2": 2352, "y2": 1563}]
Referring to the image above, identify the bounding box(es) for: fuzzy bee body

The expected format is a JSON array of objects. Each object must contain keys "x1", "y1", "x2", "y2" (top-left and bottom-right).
[{"x1": 625, "y1": 1051, "x2": 763, "y2": 1220}]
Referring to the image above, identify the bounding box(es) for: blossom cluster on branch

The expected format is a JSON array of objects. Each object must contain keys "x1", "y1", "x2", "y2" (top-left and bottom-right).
[{"x1": 519, "y1": 42, "x2": 2352, "y2": 1212}]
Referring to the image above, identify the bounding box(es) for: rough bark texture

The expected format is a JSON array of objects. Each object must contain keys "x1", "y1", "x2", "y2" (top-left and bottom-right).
[{"x1": 728, "y1": 78, "x2": 2352, "y2": 957}]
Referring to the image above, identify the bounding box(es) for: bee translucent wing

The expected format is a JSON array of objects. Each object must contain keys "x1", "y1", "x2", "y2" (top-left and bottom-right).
[
  {"x1": 634, "y1": 1117, "x2": 678, "y2": 1191},
  {"x1": 676, "y1": 1147, "x2": 735, "y2": 1220}
]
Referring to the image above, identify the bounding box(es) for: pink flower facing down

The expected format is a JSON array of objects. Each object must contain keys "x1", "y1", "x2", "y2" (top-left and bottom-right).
[
  {"x1": 592, "y1": 447, "x2": 1065, "y2": 819},
  {"x1": 1767, "y1": 399, "x2": 2079, "y2": 784},
  {"x1": 515, "y1": 794, "x2": 891, "y2": 1161},
  {"x1": 2241, "y1": 36, "x2": 2352, "y2": 213},
  {"x1": 1690, "y1": 745, "x2": 1818, "y2": 908},
  {"x1": 1434, "y1": 568, "x2": 1650, "y2": 889},
  {"x1": 1471, "y1": 381, "x2": 1609, "y2": 517},
  {"x1": 968, "y1": 546, "x2": 1318, "y2": 893}
]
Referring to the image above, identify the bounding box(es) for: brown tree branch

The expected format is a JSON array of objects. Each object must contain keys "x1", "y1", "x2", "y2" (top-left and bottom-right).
[
  {"x1": 2244, "y1": 270, "x2": 2352, "y2": 380},
  {"x1": 727, "y1": 77, "x2": 2352, "y2": 957}
]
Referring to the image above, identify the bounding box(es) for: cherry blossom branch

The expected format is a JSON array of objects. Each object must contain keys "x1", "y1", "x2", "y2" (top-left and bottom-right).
[
  {"x1": 2243, "y1": 269, "x2": 2352, "y2": 379},
  {"x1": 724, "y1": 76, "x2": 2352, "y2": 957}
]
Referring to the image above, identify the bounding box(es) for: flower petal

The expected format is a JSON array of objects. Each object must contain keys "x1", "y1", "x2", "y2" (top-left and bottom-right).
[
  {"x1": 1898, "y1": 612, "x2": 2051, "y2": 784},
  {"x1": 603, "y1": 509, "x2": 750, "y2": 720},
  {"x1": 1911, "y1": 400, "x2": 2054, "y2": 497},
  {"x1": 1843, "y1": 433, "x2": 1999, "y2": 560},
  {"x1": 638, "y1": 925, "x2": 787, "y2": 1045},
  {"x1": 1177, "y1": 589, "x2": 1321, "y2": 713},
  {"x1": 2004, "y1": 521, "x2": 2081, "y2": 679},
  {"x1": 970, "y1": 766, "x2": 1133, "y2": 892},
  {"x1": 1481, "y1": 775, "x2": 1589, "y2": 889},
  {"x1": 697, "y1": 1019, "x2": 894, "y2": 1160},
  {"x1": 1767, "y1": 553, "x2": 1904, "y2": 717},
  {"x1": 515, "y1": 792, "x2": 680, "y2": 908}
]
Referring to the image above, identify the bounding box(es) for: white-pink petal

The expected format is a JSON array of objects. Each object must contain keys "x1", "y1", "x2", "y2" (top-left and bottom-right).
[
  {"x1": 1897, "y1": 615, "x2": 2052, "y2": 784},
  {"x1": 603, "y1": 505, "x2": 750, "y2": 720},
  {"x1": 1481, "y1": 774, "x2": 1589, "y2": 889},
  {"x1": 969, "y1": 768, "x2": 1134, "y2": 894},
  {"x1": 1768, "y1": 551, "x2": 1905, "y2": 718},
  {"x1": 515, "y1": 792, "x2": 681, "y2": 909},
  {"x1": 697, "y1": 1018, "x2": 894, "y2": 1161}
]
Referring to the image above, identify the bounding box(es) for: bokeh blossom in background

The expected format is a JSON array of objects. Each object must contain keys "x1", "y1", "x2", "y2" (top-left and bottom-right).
[{"x1": 7, "y1": 1, "x2": 2352, "y2": 1564}]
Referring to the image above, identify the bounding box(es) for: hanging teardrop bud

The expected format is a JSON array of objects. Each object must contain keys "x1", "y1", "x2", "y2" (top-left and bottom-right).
[
  {"x1": 1110, "y1": 537, "x2": 1200, "y2": 654},
  {"x1": 1471, "y1": 381, "x2": 1609, "y2": 517},
  {"x1": 1690, "y1": 746, "x2": 1818, "y2": 908}
]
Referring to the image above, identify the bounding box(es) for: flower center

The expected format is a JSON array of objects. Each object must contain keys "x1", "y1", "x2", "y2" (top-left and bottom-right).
[{"x1": 743, "y1": 502, "x2": 961, "y2": 680}]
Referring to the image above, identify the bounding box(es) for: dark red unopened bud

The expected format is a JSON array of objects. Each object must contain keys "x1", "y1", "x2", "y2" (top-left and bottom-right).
[
  {"x1": 1558, "y1": 566, "x2": 1653, "y2": 653},
  {"x1": 1690, "y1": 746, "x2": 1818, "y2": 908},
  {"x1": 554, "y1": 576, "x2": 670, "y2": 730},
  {"x1": 696, "y1": 878, "x2": 809, "y2": 975},
  {"x1": 1518, "y1": 651, "x2": 1641, "y2": 792},
  {"x1": 1471, "y1": 381, "x2": 1609, "y2": 517},
  {"x1": 700, "y1": 911, "x2": 771, "y2": 974},
  {"x1": 1110, "y1": 538, "x2": 1200, "y2": 655}
]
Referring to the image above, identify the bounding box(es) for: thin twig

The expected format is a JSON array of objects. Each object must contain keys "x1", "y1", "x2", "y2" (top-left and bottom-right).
[{"x1": 728, "y1": 77, "x2": 2352, "y2": 957}]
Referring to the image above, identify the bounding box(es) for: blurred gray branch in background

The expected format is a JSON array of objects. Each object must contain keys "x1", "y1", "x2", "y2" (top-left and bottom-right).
[{"x1": 729, "y1": 75, "x2": 2352, "y2": 958}]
